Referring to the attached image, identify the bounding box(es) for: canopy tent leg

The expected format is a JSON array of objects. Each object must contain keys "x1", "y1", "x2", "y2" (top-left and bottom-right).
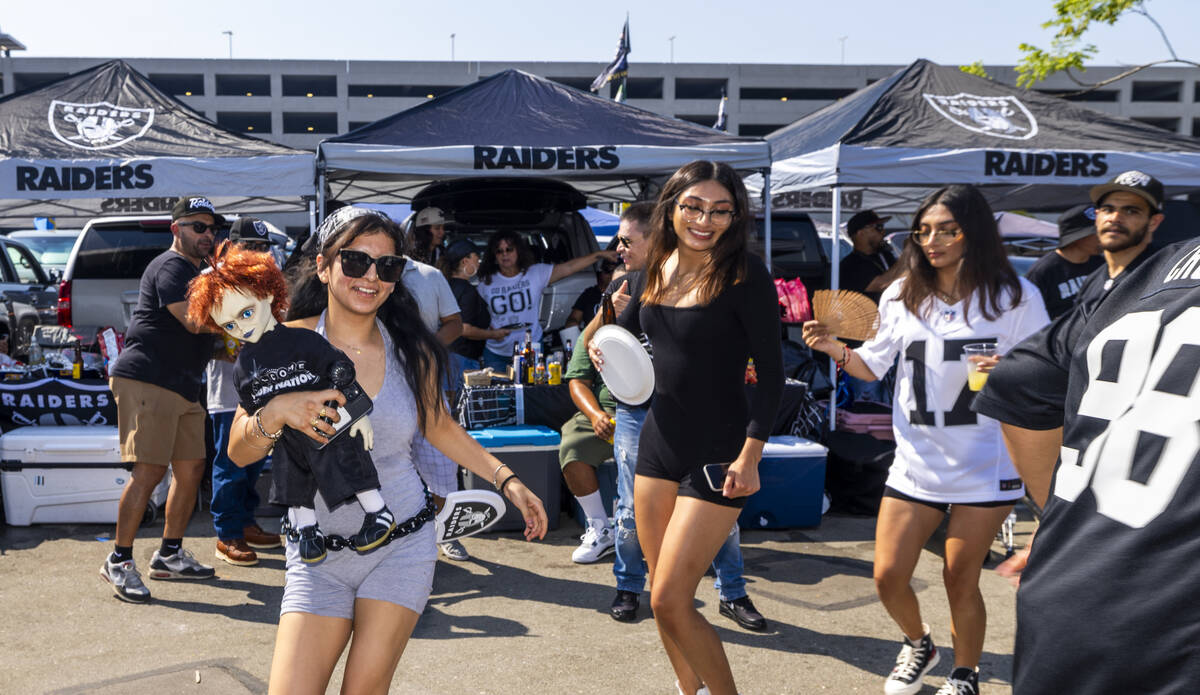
[
  {"x1": 828, "y1": 185, "x2": 841, "y2": 430},
  {"x1": 317, "y1": 171, "x2": 327, "y2": 223},
  {"x1": 762, "y1": 169, "x2": 772, "y2": 275},
  {"x1": 308, "y1": 199, "x2": 317, "y2": 236}
]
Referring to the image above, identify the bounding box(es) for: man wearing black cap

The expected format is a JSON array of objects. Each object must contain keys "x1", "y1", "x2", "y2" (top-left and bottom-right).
[
  {"x1": 206, "y1": 217, "x2": 282, "y2": 567},
  {"x1": 1024, "y1": 205, "x2": 1103, "y2": 319},
  {"x1": 840, "y1": 210, "x2": 896, "y2": 302},
  {"x1": 1074, "y1": 170, "x2": 1165, "y2": 309},
  {"x1": 101, "y1": 195, "x2": 223, "y2": 602}
]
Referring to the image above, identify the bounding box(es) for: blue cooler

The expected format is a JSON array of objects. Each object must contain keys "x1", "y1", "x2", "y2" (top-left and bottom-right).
[
  {"x1": 462, "y1": 426, "x2": 562, "y2": 531},
  {"x1": 739, "y1": 435, "x2": 827, "y2": 529}
]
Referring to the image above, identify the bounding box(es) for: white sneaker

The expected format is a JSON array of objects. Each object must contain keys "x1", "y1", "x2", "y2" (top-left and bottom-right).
[
  {"x1": 439, "y1": 540, "x2": 470, "y2": 561},
  {"x1": 99, "y1": 557, "x2": 151, "y2": 603},
  {"x1": 571, "y1": 521, "x2": 615, "y2": 564},
  {"x1": 148, "y1": 548, "x2": 215, "y2": 580}
]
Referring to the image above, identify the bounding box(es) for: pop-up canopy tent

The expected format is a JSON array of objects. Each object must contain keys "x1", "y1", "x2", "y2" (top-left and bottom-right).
[
  {"x1": 754, "y1": 58, "x2": 1200, "y2": 217},
  {"x1": 0, "y1": 60, "x2": 314, "y2": 227},
  {"x1": 317, "y1": 68, "x2": 771, "y2": 209}
]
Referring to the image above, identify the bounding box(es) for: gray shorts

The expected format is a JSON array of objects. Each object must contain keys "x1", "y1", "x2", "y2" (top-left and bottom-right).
[{"x1": 279, "y1": 523, "x2": 437, "y2": 619}]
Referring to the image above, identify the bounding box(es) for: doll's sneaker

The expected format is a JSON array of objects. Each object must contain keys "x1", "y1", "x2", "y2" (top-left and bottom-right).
[
  {"x1": 297, "y1": 525, "x2": 327, "y2": 564},
  {"x1": 351, "y1": 507, "x2": 396, "y2": 552}
]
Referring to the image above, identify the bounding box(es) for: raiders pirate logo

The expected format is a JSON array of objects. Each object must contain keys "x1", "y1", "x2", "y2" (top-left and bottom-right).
[
  {"x1": 48, "y1": 100, "x2": 154, "y2": 151},
  {"x1": 1114, "y1": 170, "x2": 1152, "y2": 187},
  {"x1": 922, "y1": 93, "x2": 1038, "y2": 141}
]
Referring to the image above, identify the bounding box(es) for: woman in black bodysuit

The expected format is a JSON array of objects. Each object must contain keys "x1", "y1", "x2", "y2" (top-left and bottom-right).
[{"x1": 610, "y1": 161, "x2": 783, "y2": 695}]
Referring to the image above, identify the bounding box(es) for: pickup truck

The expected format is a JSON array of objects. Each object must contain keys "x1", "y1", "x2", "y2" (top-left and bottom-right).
[
  {"x1": 0, "y1": 236, "x2": 59, "y2": 357},
  {"x1": 56, "y1": 216, "x2": 290, "y2": 343}
]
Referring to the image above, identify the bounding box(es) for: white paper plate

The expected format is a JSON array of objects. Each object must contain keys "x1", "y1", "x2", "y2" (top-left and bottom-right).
[{"x1": 593, "y1": 324, "x2": 654, "y2": 405}]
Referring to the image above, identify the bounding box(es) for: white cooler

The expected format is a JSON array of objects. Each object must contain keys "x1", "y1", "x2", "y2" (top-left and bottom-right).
[{"x1": 0, "y1": 426, "x2": 169, "y2": 526}]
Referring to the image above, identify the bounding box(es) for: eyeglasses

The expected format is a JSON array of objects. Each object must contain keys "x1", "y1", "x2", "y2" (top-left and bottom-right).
[
  {"x1": 676, "y1": 202, "x2": 735, "y2": 226},
  {"x1": 616, "y1": 235, "x2": 633, "y2": 249},
  {"x1": 175, "y1": 221, "x2": 218, "y2": 236},
  {"x1": 866, "y1": 223, "x2": 886, "y2": 232},
  {"x1": 338, "y1": 249, "x2": 406, "y2": 282},
  {"x1": 911, "y1": 229, "x2": 964, "y2": 245},
  {"x1": 495, "y1": 245, "x2": 516, "y2": 255},
  {"x1": 239, "y1": 241, "x2": 271, "y2": 252}
]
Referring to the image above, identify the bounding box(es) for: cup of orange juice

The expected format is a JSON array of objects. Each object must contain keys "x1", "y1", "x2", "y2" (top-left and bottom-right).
[{"x1": 964, "y1": 343, "x2": 998, "y2": 391}]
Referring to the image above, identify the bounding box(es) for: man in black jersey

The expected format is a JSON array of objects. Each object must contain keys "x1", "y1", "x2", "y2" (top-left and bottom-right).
[
  {"x1": 1024, "y1": 204, "x2": 1102, "y2": 319},
  {"x1": 973, "y1": 225, "x2": 1200, "y2": 691},
  {"x1": 1073, "y1": 170, "x2": 1165, "y2": 310}
]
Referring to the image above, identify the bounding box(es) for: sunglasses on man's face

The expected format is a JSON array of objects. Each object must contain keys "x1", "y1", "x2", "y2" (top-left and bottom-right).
[
  {"x1": 175, "y1": 221, "x2": 218, "y2": 236},
  {"x1": 338, "y1": 249, "x2": 406, "y2": 282}
]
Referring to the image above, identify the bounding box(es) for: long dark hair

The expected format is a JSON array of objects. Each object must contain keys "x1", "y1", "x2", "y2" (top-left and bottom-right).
[
  {"x1": 408, "y1": 225, "x2": 436, "y2": 264},
  {"x1": 884, "y1": 184, "x2": 1022, "y2": 323},
  {"x1": 643, "y1": 160, "x2": 751, "y2": 305},
  {"x1": 285, "y1": 213, "x2": 447, "y2": 431},
  {"x1": 478, "y1": 230, "x2": 535, "y2": 285}
]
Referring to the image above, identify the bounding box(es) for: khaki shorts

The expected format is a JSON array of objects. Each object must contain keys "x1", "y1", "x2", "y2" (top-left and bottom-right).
[
  {"x1": 558, "y1": 411, "x2": 615, "y2": 470},
  {"x1": 110, "y1": 376, "x2": 206, "y2": 465}
]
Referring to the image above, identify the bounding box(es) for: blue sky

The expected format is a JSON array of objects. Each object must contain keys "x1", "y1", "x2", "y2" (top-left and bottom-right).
[{"x1": 4, "y1": 0, "x2": 1196, "y2": 69}]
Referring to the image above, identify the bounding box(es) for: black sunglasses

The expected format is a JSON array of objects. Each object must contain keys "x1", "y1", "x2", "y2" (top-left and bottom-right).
[
  {"x1": 176, "y1": 221, "x2": 218, "y2": 236},
  {"x1": 338, "y1": 249, "x2": 406, "y2": 282}
]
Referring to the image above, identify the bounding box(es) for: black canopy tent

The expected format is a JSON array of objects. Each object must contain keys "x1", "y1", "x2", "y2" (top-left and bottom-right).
[
  {"x1": 0, "y1": 60, "x2": 314, "y2": 227},
  {"x1": 317, "y1": 68, "x2": 772, "y2": 209}
]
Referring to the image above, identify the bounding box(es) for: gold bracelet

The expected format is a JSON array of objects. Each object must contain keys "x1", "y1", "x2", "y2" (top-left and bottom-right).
[
  {"x1": 254, "y1": 409, "x2": 283, "y2": 441},
  {"x1": 491, "y1": 463, "x2": 509, "y2": 488}
]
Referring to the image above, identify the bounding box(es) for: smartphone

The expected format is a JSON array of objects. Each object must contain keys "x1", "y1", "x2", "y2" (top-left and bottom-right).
[
  {"x1": 501, "y1": 322, "x2": 529, "y2": 330},
  {"x1": 309, "y1": 380, "x2": 374, "y2": 450},
  {"x1": 702, "y1": 462, "x2": 732, "y2": 492}
]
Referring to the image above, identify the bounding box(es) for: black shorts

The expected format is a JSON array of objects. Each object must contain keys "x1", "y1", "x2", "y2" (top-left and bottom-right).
[
  {"x1": 883, "y1": 486, "x2": 1017, "y2": 514},
  {"x1": 637, "y1": 456, "x2": 747, "y2": 509}
]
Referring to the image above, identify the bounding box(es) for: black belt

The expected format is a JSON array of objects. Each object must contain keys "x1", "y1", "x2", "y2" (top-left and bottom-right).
[{"x1": 280, "y1": 490, "x2": 437, "y2": 553}]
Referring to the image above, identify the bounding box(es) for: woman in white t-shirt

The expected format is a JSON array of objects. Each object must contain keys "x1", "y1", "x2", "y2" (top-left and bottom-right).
[
  {"x1": 804, "y1": 185, "x2": 1049, "y2": 695},
  {"x1": 476, "y1": 230, "x2": 617, "y2": 372}
]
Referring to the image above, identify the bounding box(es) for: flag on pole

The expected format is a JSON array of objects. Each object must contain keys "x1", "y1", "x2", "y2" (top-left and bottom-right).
[
  {"x1": 713, "y1": 87, "x2": 728, "y2": 131},
  {"x1": 591, "y1": 17, "x2": 631, "y2": 96}
]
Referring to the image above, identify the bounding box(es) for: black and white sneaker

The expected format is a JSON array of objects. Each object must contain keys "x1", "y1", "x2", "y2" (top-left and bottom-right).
[
  {"x1": 297, "y1": 525, "x2": 327, "y2": 564},
  {"x1": 884, "y1": 624, "x2": 940, "y2": 695},
  {"x1": 148, "y1": 548, "x2": 215, "y2": 580},
  {"x1": 351, "y1": 507, "x2": 396, "y2": 552},
  {"x1": 935, "y1": 667, "x2": 979, "y2": 695}
]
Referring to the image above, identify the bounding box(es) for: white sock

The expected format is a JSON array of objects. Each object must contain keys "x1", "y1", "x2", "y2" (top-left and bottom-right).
[
  {"x1": 356, "y1": 489, "x2": 386, "y2": 514},
  {"x1": 576, "y1": 491, "x2": 608, "y2": 527},
  {"x1": 291, "y1": 506, "x2": 318, "y2": 529}
]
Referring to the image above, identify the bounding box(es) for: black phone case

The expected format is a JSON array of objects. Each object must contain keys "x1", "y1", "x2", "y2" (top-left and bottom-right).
[{"x1": 308, "y1": 380, "x2": 374, "y2": 450}]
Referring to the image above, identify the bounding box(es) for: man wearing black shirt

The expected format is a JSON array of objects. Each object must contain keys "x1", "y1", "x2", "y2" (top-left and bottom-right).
[
  {"x1": 839, "y1": 210, "x2": 896, "y2": 302},
  {"x1": 1074, "y1": 170, "x2": 1165, "y2": 310},
  {"x1": 1025, "y1": 204, "x2": 1103, "y2": 319},
  {"x1": 100, "y1": 196, "x2": 223, "y2": 602}
]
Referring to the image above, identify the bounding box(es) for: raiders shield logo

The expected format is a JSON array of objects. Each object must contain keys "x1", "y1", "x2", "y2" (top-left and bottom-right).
[
  {"x1": 48, "y1": 100, "x2": 155, "y2": 151},
  {"x1": 922, "y1": 93, "x2": 1038, "y2": 141}
]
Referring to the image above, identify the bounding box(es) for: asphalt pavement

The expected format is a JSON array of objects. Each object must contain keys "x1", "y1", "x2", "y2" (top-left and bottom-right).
[{"x1": 0, "y1": 506, "x2": 1034, "y2": 694}]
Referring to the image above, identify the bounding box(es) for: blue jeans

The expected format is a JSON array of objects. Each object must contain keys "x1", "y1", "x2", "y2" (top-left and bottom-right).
[
  {"x1": 481, "y1": 348, "x2": 511, "y2": 374},
  {"x1": 613, "y1": 403, "x2": 747, "y2": 600},
  {"x1": 209, "y1": 410, "x2": 267, "y2": 541}
]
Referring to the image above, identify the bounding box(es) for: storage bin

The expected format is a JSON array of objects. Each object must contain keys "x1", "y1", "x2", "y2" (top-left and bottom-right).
[
  {"x1": 738, "y1": 435, "x2": 828, "y2": 529},
  {"x1": 462, "y1": 426, "x2": 562, "y2": 532}
]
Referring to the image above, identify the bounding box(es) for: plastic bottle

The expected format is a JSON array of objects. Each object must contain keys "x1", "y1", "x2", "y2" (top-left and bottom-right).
[
  {"x1": 511, "y1": 343, "x2": 523, "y2": 383},
  {"x1": 72, "y1": 341, "x2": 83, "y2": 379},
  {"x1": 535, "y1": 355, "x2": 547, "y2": 385},
  {"x1": 28, "y1": 339, "x2": 42, "y2": 366}
]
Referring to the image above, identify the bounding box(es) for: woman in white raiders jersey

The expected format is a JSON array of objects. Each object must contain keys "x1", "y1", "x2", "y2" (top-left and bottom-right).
[{"x1": 804, "y1": 185, "x2": 1049, "y2": 695}]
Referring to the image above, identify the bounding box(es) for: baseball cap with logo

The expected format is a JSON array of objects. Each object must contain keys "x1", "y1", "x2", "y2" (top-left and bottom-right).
[
  {"x1": 415, "y1": 207, "x2": 448, "y2": 228},
  {"x1": 1056, "y1": 204, "x2": 1098, "y2": 248},
  {"x1": 1089, "y1": 170, "x2": 1164, "y2": 212},
  {"x1": 846, "y1": 210, "x2": 891, "y2": 236},
  {"x1": 172, "y1": 195, "x2": 225, "y2": 225},
  {"x1": 229, "y1": 217, "x2": 273, "y2": 245}
]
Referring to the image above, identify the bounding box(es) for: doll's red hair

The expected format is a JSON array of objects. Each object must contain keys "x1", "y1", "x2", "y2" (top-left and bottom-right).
[{"x1": 186, "y1": 240, "x2": 289, "y2": 333}]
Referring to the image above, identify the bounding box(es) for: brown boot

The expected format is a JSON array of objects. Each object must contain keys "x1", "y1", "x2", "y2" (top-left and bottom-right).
[
  {"x1": 243, "y1": 524, "x2": 283, "y2": 549},
  {"x1": 215, "y1": 538, "x2": 258, "y2": 566}
]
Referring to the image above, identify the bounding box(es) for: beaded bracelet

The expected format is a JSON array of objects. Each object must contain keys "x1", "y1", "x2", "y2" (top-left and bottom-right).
[
  {"x1": 498, "y1": 472, "x2": 520, "y2": 495},
  {"x1": 244, "y1": 417, "x2": 275, "y2": 451},
  {"x1": 835, "y1": 344, "x2": 851, "y2": 370},
  {"x1": 254, "y1": 409, "x2": 283, "y2": 441}
]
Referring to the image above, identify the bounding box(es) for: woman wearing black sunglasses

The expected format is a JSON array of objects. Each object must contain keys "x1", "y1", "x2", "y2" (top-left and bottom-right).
[{"x1": 226, "y1": 207, "x2": 548, "y2": 694}]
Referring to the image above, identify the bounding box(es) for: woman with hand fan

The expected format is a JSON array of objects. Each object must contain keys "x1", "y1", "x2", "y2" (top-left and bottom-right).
[
  {"x1": 803, "y1": 185, "x2": 1049, "y2": 695},
  {"x1": 604, "y1": 161, "x2": 783, "y2": 695}
]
